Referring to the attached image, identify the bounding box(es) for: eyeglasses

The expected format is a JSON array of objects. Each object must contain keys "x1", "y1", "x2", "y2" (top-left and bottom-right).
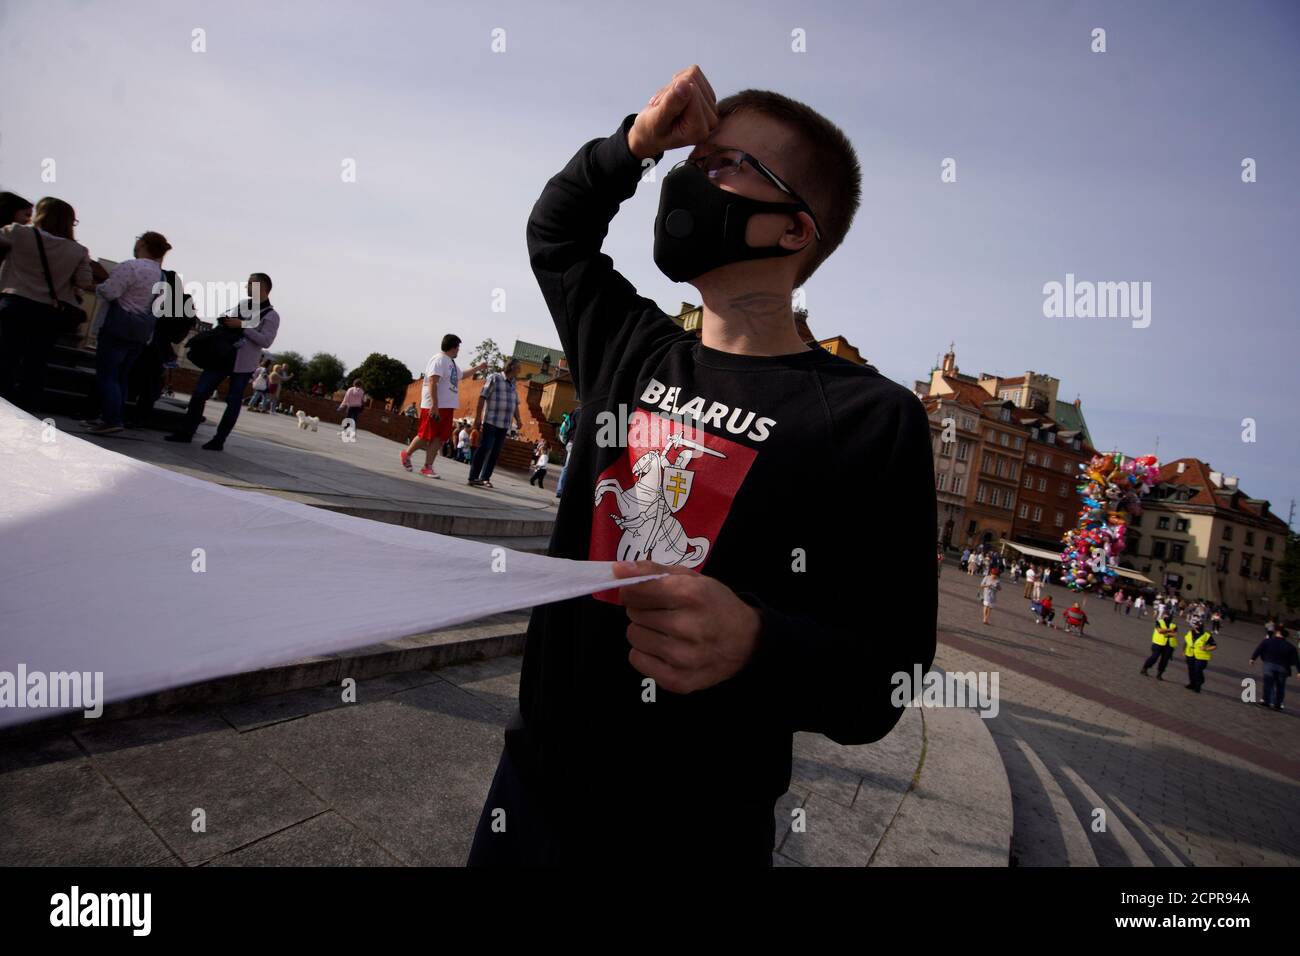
[{"x1": 673, "y1": 147, "x2": 822, "y2": 240}]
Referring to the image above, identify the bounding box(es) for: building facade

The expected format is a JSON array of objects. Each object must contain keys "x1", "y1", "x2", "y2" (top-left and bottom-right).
[
  {"x1": 1011, "y1": 415, "x2": 1093, "y2": 550},
  {"x1": 1125, "y1": 458, "x2": 1289, "y2": 615},
  {"x1": 922, "y1": 395, "x2": 980, "y2": 548}
]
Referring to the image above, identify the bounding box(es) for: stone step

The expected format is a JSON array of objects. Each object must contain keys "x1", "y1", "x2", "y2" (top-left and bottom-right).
[{"x1": 0, "y1": 612, "x2": 531, "y2": 740}]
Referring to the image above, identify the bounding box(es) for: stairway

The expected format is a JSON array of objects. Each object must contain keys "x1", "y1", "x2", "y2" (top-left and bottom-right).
[{"x1": 37, "y1": 342, "x2": 192, "y2": 430}]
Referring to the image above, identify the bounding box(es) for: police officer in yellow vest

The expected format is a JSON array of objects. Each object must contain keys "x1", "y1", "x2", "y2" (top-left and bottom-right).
[
  {"x1": 1140, "y1": 617, "x2": 1179, "y2": 680},
  {"x1": 1183, "y1": 625, "x2": 1217, "y2": 693}
]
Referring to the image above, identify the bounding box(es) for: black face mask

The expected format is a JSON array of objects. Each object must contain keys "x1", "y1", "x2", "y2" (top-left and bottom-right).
[{"x1": 652, "y1": 162, "x2": 811, "y2": 283}]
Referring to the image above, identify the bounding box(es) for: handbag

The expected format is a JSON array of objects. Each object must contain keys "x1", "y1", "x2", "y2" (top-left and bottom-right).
[
  {"x1": 31, "y1": 227, "x2": 87, "y2": 335},
  {"x1": 102, "y1": 297, "x2": 158, "y2": 346},
  {"x1": 185, "y1": 326, "x2": 241, "y2": 372}
]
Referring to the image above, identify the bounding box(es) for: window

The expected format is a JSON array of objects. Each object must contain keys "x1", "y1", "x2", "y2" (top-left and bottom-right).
[
  {"x1": 1245, "y1": 531, "x2": 1255, "y2": 547},
  {"x1": 1260, "y1": 557, "x2": 1273, "y2": 581},
  {"x1": 1265, "y1": 536, "x2": 1274, "y2": 551},
  {"x1": 1054, "y1": 511, "x2": 1065, "y2": 527},
  {"x1": 1046, "y1": 432, "x2": 1056, "y2": 445},
  {"x1": 1038, "y1": 478, "x2": 1047, "y2": 492},
  {"x1": 1000, "y1": 432, "x2": 1009, "y2": 447},
  {"x1": 1042, "y1": 454, "x2": 1053, "y2": 467},
  {"x1": 997, "y1": 458, "x2": 1007, "y2": 478},
  {"x1": 1170, "y1": 543, "x2": 1186, "y2": 562},
  {"x1": 985, "y1": 429, "x2": 994, "y2": 441},
  {"x1": 1072, "y1": 437, "x2": 1082, "y2": 450},
  {"x1": 936, "y1": 473, "x2": 948, "y2": 491},
  {"x1": 1013, "y1": 436, "x2": 1023, "y2": 450},
  {"x1": 982, "y1": 453, "x2": 994, "y2": 474},
  {"x1": 1240, "y1": 553, "x2": 1252, "y2": 578},
  {"x1": 962, "y1": 417, "x2": 975, "y2": 431},
  {"x1": 1018, "y1": 503, "x2": 1029, "y2": 519},
  {"x1": 1027, "y1": 452, "x2": 1038, "y2": 465},
  {"x1": 1157, "y1": 516, "x2": 1170, "y2": 530},
  {"x1": 1024, "y1": 475, "x2": 1033, "y2": 489},
  {"x1": 1175, "y1": 518, "x2": 1189, "y2": 533},
  {"x1": 999, "y1": 408, "x2": 1011, "y2": 422},
  {"x1": 1058, "y1": 482, "x2": 1068, "y2": 497},
  {"x1": 956, "y1": 440, "x2": 970, "y2": 461},
  {"x1": 1064, "y1": 461, "x2": 1074, "y2": 474},
  {"x1": 952, "y1": 477, "x2": 964, "y2": 495},
  {"x1": 942, "y1": 439, "x2": 955, "y2": 457},
  {"x1": 1223, "y1": 526, "x2": 1233, "y2": 541},
  {"x1": 1030, "y1": 427, "x2": 1040, "y2": 441},
  {"x1": 1005, "y1": 492, "x2": 1015, "y2": 511},
  {"x1": 1032, "y1": 506, "x2": 1043, "y2": 522},
  {"x1": 1152, "y1": 541, "x2": 1168, "y2": 559},
  {"x1": 976, "y1": 484, "x2": 988, "y2": 504},
  {"x1": 1009, "y1": 462, "x2": 1018, "y2": 480}
]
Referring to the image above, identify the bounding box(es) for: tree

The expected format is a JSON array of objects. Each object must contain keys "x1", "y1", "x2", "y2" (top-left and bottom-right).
[
  {"x1": 1278, "y1": 533, "x2": 1300, "y2": 616},
  {"x1": 272, "y1": 350, "x2": 306, "y2": 389},
  {"x1": 303, "y1": 352, "x2": 347, "y2": 394},
  {"x1": 469, "y1": 338, "x2": 505, "y2": 377},
  {"x1": 346, "y1": 352, "x2": 413, "y2": 405}
]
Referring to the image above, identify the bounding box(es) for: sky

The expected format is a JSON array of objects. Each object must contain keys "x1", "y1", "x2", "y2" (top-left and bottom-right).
[{"x1": 2, "y1": 0, "x2": 1297, "y2": 521}]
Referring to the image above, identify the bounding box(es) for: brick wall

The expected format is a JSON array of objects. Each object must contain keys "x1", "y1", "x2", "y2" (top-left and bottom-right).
[{"x1": 169, "y1": 368, "x2": 562, "y2": 469}]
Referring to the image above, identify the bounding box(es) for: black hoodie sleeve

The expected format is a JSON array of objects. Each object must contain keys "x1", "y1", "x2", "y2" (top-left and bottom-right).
[
  {"x1": 526, "y1": 113, "x2": 681, "y2": 400},
  {"x1": 741, "y1": 390, "x2": 939, "y2": 745}
]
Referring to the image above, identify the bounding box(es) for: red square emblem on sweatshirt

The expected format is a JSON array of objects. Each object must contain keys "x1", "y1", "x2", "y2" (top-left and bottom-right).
[{"x1": 589, "y1": 408, "x2": 756, "y2": 603}]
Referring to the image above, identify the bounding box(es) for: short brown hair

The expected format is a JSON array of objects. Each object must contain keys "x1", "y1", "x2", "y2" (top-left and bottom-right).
[
  {"x1": 716, "y1": 90, "x2": 861, "y2": 287},
  {"x1": 32, "y1": 197, "x2": 76, "y2": 240},
  {"x1": 138, "y1": 231, "x2": 172, "y2": 258}
]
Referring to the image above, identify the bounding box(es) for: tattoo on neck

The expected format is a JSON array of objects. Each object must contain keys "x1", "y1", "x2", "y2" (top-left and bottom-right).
[{"x1": 725, "y1": 292, "x2": 790, "y2": 322}]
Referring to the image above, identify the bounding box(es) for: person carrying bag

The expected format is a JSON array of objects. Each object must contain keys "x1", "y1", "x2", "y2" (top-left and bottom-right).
[{"x1": 85, "y1": 232, "x2": 170, "y2": 434}]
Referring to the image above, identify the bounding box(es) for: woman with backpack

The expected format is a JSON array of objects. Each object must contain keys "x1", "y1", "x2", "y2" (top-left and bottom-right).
[{"x1": 85, "y1": 231, "x2": 171, "y2": 434}]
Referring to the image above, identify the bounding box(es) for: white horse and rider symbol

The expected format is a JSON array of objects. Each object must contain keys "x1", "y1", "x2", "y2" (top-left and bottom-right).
[{"x1": 590, "y1": 409, "x2": 756, "y2": 569}]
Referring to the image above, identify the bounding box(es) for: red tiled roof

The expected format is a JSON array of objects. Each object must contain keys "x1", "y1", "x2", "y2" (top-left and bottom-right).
[{"x1": 1155, "y1": 458, "x2": 1288, "y2": 529}]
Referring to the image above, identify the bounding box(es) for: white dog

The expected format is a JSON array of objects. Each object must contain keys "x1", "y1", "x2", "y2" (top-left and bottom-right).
[{"x1": 295, "y1": 411, "x2": 320, "y2": 432}]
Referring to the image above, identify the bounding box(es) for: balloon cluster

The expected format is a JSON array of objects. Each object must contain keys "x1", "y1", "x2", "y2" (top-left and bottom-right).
[{"x1": 1059, "y1": 452, "x2": 1159, "y2": 591}]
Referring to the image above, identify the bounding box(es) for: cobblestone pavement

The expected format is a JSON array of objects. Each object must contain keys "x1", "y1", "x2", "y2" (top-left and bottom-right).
[{"x1": 935, "y1": 566, "x2": 1300, "y2": 866}]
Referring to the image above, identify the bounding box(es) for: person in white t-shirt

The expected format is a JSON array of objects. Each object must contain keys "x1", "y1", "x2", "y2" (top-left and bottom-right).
[
  {"x1": 456, "y1": 424, "x2": 471, "y2": 463},
  {"x1": 400, "y1": 333, "x2": 461, "y2": 478}
]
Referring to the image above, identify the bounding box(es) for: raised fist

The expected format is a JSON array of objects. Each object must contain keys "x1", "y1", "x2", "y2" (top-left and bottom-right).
[{"x1": 627, "y1": 65, "x2": 719, "y2": 161}]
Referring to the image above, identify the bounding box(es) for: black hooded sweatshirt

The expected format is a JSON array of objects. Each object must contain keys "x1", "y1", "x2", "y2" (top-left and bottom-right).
[{"x1": 506, "y1": 112, "x2": 938, "y2": 860}]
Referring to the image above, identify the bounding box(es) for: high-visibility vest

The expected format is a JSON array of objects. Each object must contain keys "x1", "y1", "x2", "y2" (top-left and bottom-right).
[
  {"x1": 1183, "y1": 630, "x2": 1216, "y2": 661},
  {"x1": 1151, "y1": 620, "x2": 1177, "y2": 647}
]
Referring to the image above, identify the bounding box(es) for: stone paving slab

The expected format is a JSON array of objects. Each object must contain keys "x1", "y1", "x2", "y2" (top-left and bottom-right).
[{"x1": 52, "y1": 401, "x2": 558, "y2": 537}]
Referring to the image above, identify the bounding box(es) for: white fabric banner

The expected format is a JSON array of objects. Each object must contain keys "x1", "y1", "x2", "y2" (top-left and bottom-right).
[{"x1": 0, "y1": 400, "x2": 656, "y2": 728}]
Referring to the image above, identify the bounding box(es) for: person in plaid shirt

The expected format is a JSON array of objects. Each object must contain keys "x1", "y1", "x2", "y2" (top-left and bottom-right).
[{"x1": 469, "y1": 358, "x2": 523, "y2": 488}]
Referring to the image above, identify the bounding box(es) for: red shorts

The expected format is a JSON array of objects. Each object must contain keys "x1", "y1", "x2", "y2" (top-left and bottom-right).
[{"x1": 417, "y1": 407, "x2": 456, "y2": 442}]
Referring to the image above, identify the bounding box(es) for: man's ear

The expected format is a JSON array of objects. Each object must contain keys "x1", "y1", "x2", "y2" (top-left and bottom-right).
[{"x1": 781, "y1": 211, "x2": 816, "y2": 252}]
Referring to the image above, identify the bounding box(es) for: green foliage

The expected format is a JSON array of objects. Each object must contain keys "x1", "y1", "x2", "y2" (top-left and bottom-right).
[
  {"x1": 303, "y1": 352, "x2": 347, "y2": 394},
  {"x1": 346, "y1": 353, "x2": 413, "y2": 404}
]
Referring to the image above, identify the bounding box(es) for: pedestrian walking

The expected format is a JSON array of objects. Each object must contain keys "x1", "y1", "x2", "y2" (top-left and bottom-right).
[
  {"x1": 980, "y1": 567, "x2": 1001, "y2": 626},
  {"x1": 1249, "y1": 626, "x2": 1297, "y2": 711},
  {"x1": 165, "y1": 273, "x2": 279, "y2": 450},
  {"x1": 400, "y1": 334, "x2": 461, "y2": 479},
  {"x1": 468, "y1": 358, "x2": 522, "y2": 488},
  {"x1": 1140, "y1": 615, "x2": 1179, "y2": 679},
  {"x1": 1183, "y1": 623, "x2": 1217, "y2": 693},
  {"x1": 529, "y1": 444, "x2": 550, "y2": 488},
  {"x1": 338, "y1": 379, "x2": 366, "y2": 429}
]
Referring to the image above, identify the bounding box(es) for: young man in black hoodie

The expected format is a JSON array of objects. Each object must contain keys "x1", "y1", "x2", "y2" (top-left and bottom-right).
[{"x1": 467, "y1": 65, "x2": 937, "y2": 865}]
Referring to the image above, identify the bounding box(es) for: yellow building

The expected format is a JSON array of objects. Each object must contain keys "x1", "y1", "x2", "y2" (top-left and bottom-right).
[{"x1": 1127, "y1": 458, "x2": 1289, "y2": 615}]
